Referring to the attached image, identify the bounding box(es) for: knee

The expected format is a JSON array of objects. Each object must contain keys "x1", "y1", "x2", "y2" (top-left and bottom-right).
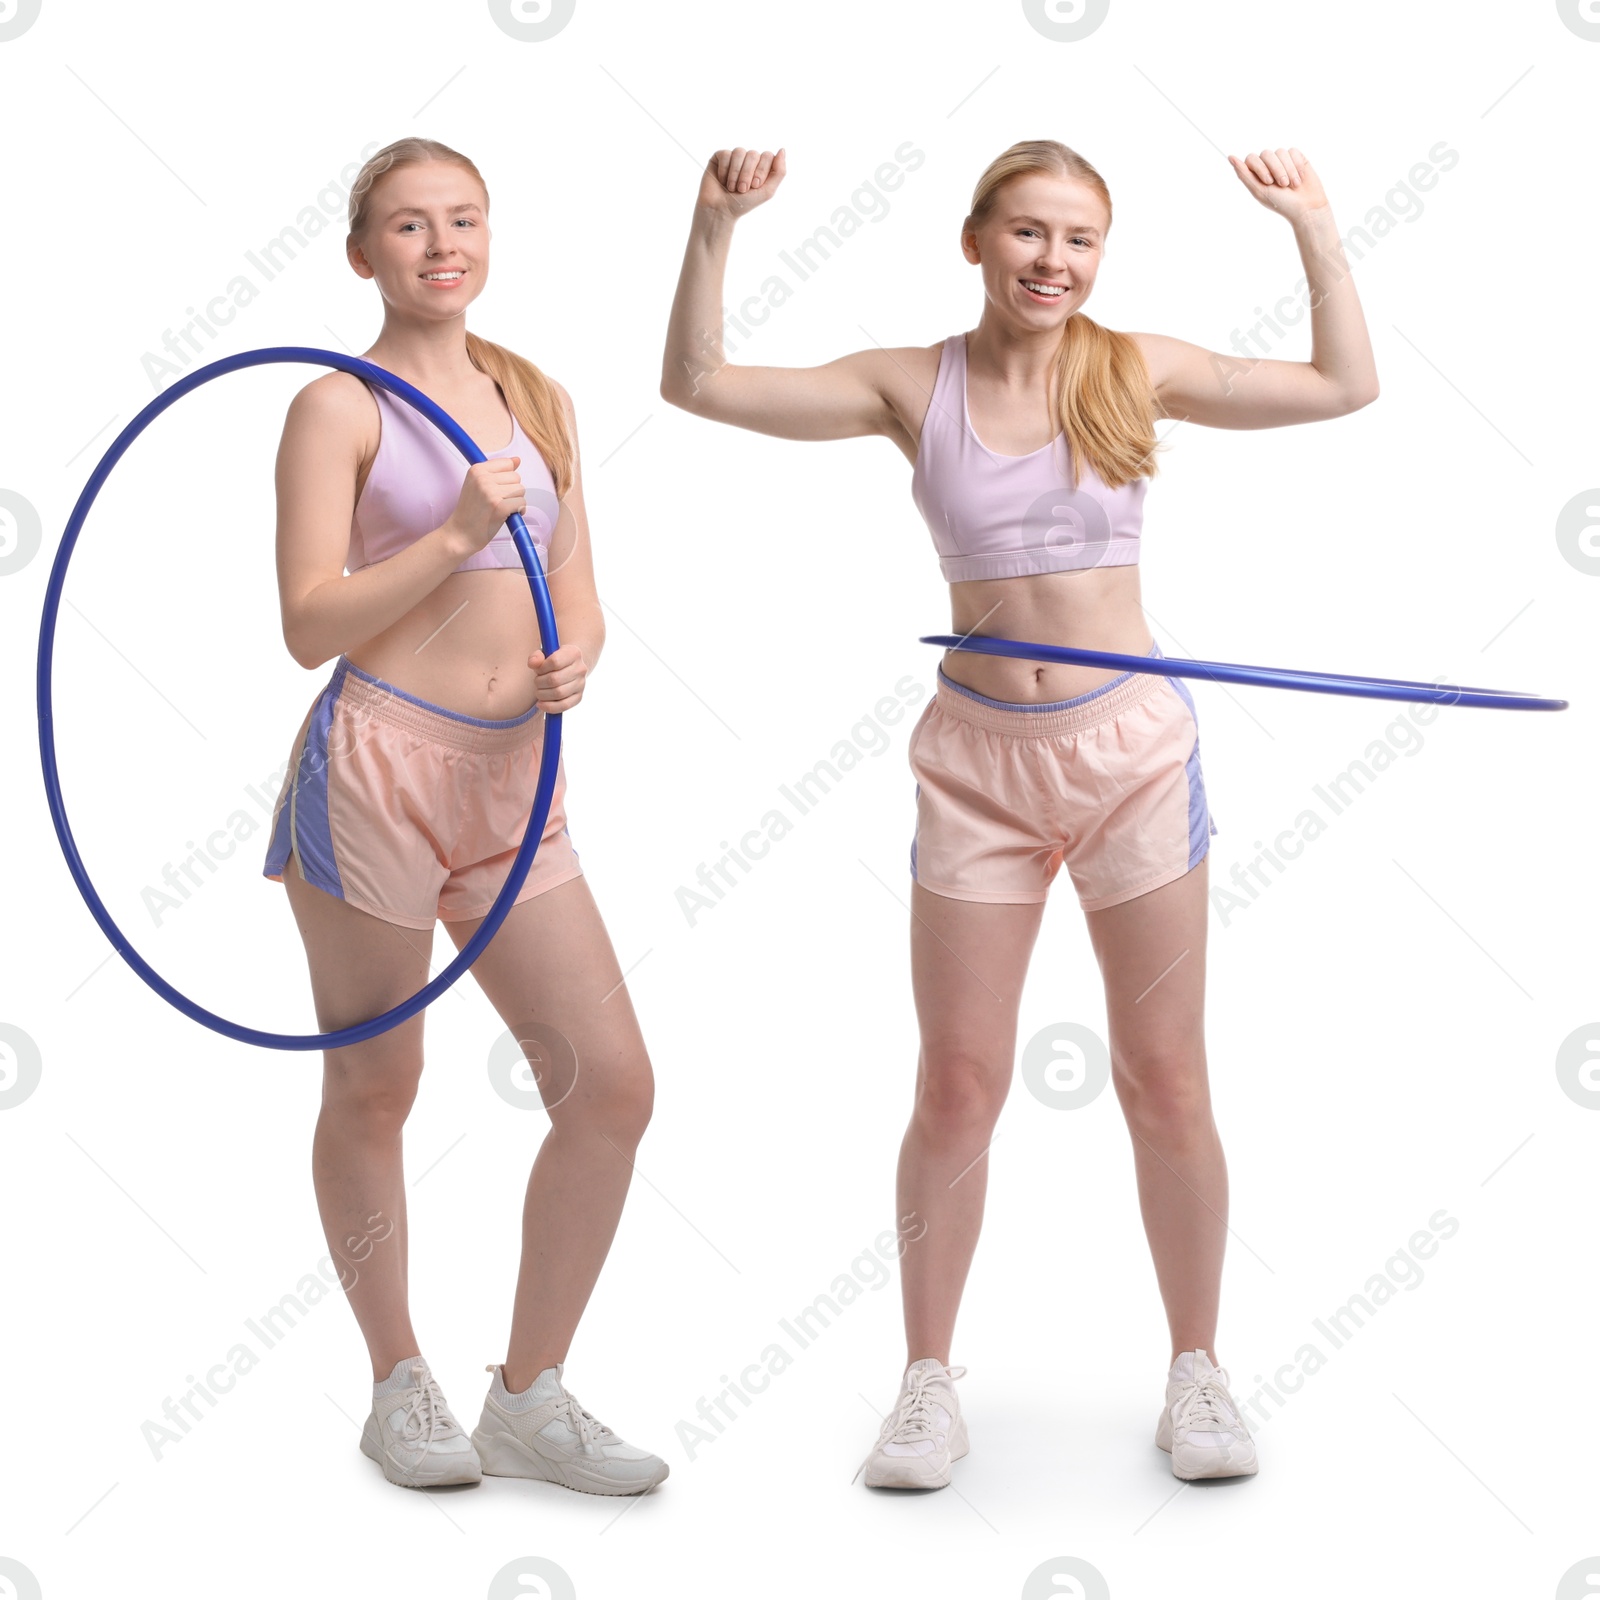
[
  {"x1": 320, "y1": 1060, "x2": 423, "y2": 1133},
  {"x1": 562, "y1": 1057, "x2": 654, "y2": 1149},
  {"x1": 610, "y1": 1065, "x2": 655, "y2": 1147},
  {"x1": 913, "y1": 1049, "x2": 1010, "y2": 1139},
  {"x1": 1112, "y1": 1045, "x2": 1212, "y2": 1143}
]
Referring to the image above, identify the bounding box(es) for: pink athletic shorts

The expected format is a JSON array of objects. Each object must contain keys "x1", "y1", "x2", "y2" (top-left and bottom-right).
[
  {"x1": 907, "y1": 640, "x2": 1217, "y2": 910},
  {"x1": 262, "y1": 655, "x2": 582, "y2": 930}
]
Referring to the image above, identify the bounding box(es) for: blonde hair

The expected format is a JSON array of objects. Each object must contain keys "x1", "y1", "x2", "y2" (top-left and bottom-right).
[
  {"x1": 347, "y1": 137, "x2": 574, "y2": 499},
  {"x1": 964, "y1": 140, "x2": 1164, "y2": 489}
]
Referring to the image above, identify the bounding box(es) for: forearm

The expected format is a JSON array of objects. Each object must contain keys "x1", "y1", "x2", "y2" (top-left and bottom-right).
[
  {"x1": 1294, "y1": 207, "x2": 1379, "y2": 403},
  {"x1": 287, "y1": 520, "x2": 473, "y2": 670},
  {"x1": 556, "y1": 601, "x2": 605, "y2": 680},
  {"x1": 660, "y1": 206, "x2": 737, "y2": 407}
]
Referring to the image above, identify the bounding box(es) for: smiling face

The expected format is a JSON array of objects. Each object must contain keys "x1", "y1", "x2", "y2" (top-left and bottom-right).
[
  {"x1": 963, "y1": 169, "x2": 1109, "y2": 327},
  {"x1": 348, "y1": 159, "x2": 491, "y2": 318}
]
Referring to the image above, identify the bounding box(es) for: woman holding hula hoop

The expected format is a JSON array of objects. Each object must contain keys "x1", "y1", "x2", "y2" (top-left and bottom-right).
[
  {"x1": 260, "y1": 137, "x2": 667, "y2": 1495},
  {"x1": 661, "y1": 139, "x2": 1377, "y2": 1486}
]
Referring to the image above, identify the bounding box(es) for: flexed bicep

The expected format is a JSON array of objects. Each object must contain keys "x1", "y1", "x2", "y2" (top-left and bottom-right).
[{"x1": 1132, "y1": 329, "x2": 1368, "y2": 430}]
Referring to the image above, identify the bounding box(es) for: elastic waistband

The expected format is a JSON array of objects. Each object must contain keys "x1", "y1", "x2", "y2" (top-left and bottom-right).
[
  {"x1": 934, "y1": 638, "x2": 1166, "y2": 736},
  {"x1": 329, "y1": 656, "x2": 544, "y2": 753}
]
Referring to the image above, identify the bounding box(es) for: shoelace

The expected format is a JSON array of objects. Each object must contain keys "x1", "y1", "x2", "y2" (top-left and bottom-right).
[
  {"x1": 851, "y1": 1364, "x2": 967, "y2": 1482},
  {"x1": 392, "y1": 1362, "x2": 464, "y2": 1447},
  {"x1": 1172, "y1": 1368, "x2": 1246, "y2": 1437},
  {"x1": 552, "y1": 1385, "x2": 613, "y2": 1453}
]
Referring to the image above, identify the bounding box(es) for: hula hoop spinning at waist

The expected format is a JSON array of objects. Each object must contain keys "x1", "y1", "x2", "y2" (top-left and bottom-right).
[{"x1": 918, "y1": 633, "x2": 1567, "y2": 711}]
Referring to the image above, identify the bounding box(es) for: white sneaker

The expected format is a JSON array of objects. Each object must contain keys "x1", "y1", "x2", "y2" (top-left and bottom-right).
[
  {"x1": 471, "y1": 1362, "x2": 669, "y2": 1495},
  {"x1": 1156, "y1": 1348, "x2": 1258, "y2": 1479},
  {"x1": 855, "y1": 1357, "x2": 969, "y2": 1489},
  {"x1": 359, "y1": 1356, "x2": 483, "y2": 1488}
]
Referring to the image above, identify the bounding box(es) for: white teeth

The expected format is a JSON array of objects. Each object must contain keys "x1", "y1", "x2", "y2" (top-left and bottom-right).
[
  {"x1": 422, "y1": 271, "x2": 463, "y2": 280},
  {"x1": 1022, "y1": 280, "x2": 1065, "y2": 295}
]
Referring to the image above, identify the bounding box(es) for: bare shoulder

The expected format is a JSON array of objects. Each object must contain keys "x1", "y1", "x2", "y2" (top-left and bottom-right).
[
  {"x1": 282, "y1": 369, "x2": 378, "y2": 452},
  {"x1": 1121, "y1": 331, "x2": 1176, "y2": 392},
  {"x1": 868, "y1": 339, "x2": 947, "y2": 454},
  {"x1": 870, "y1": 339, "x2": 945, "y2": 412},
  {"x1": 541, "y1": 374, "x2": 579, "y2": 460}
]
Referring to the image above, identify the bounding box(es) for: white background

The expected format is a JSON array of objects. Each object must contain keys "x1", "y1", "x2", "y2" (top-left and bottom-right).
[{"x1": 2, "y1": 1, "x2": 1596, "y2": 1596}]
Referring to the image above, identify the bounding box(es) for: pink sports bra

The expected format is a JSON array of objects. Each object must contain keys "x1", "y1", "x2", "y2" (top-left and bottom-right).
[
  {"x1": 910, "y1": 331, "x2": 1147, "y2": 582},
  {"x1": 347, "y1": 380, "x2": 561, "y2": 575}
]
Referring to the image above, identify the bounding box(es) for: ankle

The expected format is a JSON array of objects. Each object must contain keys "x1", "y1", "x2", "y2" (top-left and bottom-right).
[
  {"x1": 372, "y1": 1352, "x2": 425, "y2": 1390},
  {"x1": 500, "y1": 1357, "x2": 562, "y2": 1395}
]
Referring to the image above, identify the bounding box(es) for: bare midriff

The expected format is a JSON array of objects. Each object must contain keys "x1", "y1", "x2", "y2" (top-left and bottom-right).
[
  {"x1": 344, "y1": 567, "x2": 545, "y2": 721},
  {"x1": 943, "y1": 561, "x2": 1152, "y2": 703}
]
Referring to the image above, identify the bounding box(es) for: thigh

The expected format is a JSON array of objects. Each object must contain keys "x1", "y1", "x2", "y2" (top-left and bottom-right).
[
  {"x1": 910, "y1": 881, "x2": 1047, "y2": 1072},
  {"x1": 281, "y1": 853, "x2": 435, "y2": 1101},
  {"x1": 441, "y1": 874, "x2": 651, "y2": 1113},
  {"x1": 1083, "y1": 856, "x2": 1209, "y2": 1068}
]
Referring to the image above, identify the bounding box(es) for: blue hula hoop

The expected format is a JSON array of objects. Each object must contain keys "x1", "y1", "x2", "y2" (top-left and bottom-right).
[
  {"x1": 37, "y1": 346, "x2": 564, "y2": 1052},
  {"x1": 919, "y1": 634, "x2": 1568, "y2": 711}
]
